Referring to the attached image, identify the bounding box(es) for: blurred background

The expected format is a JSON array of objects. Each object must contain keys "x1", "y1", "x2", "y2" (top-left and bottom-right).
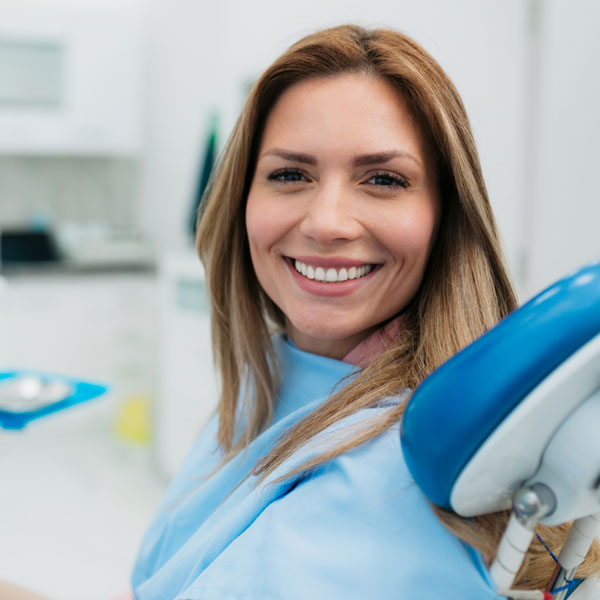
[{"x1": 0, "y1": 0, "x2": 598, "y2": 597}]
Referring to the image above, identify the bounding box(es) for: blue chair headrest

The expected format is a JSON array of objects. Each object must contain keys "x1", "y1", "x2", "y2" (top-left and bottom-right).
[{"x1": 401, "y1": 260, "x2": 600, "y2": 509}]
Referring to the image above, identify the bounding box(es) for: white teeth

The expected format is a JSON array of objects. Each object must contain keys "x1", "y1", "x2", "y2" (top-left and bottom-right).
[
  {"x1": 325, "y1": 268, "x2": 337, "y2": 282},
  {"x1": 314, "y1": 267, "x2": 326, "y2": 281},
  {"x1": 293, "y1": 260, "x2": 373, "y2": 283}
]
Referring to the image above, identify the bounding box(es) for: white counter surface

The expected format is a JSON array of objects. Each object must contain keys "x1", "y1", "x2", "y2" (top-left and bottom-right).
[{"x1": 0, "y1": 395, "x2": 165, "y2": 599}]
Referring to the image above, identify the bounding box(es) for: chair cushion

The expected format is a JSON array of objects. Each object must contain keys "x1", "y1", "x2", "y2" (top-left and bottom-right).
[{"x1": 401, "y1": 261, "x2": 600, "y2": 508}]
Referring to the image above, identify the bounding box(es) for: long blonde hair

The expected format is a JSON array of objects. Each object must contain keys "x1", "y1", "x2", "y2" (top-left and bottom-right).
[{"x1": 196, "y1": 24, "x2": 598, "y2": 589}]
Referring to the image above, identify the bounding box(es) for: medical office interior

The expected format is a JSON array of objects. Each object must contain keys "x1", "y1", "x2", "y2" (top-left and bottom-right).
[{"x1": 0, "y1": 0, "x2": 598, "y2": 597}]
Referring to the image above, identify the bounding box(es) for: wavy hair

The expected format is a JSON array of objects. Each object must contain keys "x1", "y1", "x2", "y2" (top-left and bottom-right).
[{"x1": 196, "y1": 24, "x2": 598, "y2": 589}]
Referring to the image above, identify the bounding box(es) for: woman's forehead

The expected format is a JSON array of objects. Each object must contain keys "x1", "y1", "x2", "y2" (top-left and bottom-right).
[{"x1": 257, "y1": 74, "x2": 433, "y2": 168}]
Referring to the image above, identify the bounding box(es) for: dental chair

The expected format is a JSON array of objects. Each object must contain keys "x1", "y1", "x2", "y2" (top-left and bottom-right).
[{"x1": 401, "y1": 260, "x2": 600, "y2": 599}]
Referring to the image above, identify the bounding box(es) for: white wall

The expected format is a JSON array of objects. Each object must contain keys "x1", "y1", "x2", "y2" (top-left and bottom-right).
[
  {"x1": 524, "y1": 0, "x2": 600, "y2": 298},
  {"x1": 0, "y1": 0, "x2": 146, "y2": 154},
  {"x1": 137, "y1": 0, "x2": 530, "y2": 290},
  {"x1": 135, "y1": 0, "x2": 220, "y2": 253}
]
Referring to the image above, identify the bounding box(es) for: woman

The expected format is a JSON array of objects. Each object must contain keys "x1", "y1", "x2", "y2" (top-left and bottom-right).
[
  {"x1": 1, "y1": 24, "x2": 596, "y2": 600},
  {"x1": 130, "y1": 24, "x2": 599, "y2": 599}
]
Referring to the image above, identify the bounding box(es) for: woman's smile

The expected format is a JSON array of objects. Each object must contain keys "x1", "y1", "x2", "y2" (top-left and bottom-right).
[
  {"x1": 245, "y1": 73, "x2": 440, "y2": 359},
  {"x1": 291, "y1": 258, "x2": 377, "y2": 283},
  {"x1": 284, "y1": 256, "x2": 381, "y2": 298}
]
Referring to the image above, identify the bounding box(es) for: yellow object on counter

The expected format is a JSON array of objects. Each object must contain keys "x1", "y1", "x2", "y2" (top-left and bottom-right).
[{"x1": 114, "y1": 395, "x2": 151, "y2": 444}]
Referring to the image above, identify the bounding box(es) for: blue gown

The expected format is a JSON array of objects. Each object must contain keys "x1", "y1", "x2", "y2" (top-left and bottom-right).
[{"x1": 131, "y1": 335, "x2": 501, "y2": 599}]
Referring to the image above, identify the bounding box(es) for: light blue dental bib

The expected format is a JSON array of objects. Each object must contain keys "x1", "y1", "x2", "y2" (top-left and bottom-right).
[{"x1": 131, "y1": 335, "x2": 499, "y2": 599}]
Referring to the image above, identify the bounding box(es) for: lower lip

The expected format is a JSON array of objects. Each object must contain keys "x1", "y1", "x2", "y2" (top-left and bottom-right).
[{"x1": 285, "y1": 258, "x2": 379, "y2": 297}]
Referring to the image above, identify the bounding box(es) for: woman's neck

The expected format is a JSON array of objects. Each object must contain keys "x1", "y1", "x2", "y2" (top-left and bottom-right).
[{"x1": 285, "y1": 315, "x2": 404, "y2": 366}]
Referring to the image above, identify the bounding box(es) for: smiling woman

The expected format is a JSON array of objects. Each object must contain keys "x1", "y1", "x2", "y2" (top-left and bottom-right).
[
  {"x1": 3, "y1": 22, "x2": 598, "y2": 600},
  {"x1": 129, "y1": 24, "x2": 527, "y2": 599},
  {"x1": 246, "y1": 75, "x2": 440, "y2": 359}
]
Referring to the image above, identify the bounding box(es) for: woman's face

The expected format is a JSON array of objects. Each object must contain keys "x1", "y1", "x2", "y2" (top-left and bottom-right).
[{"x1": 246, "y1": 74, "x2": 440, "y2": 359}]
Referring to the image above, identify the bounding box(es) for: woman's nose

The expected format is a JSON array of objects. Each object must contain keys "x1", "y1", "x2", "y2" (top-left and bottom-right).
[{"x1": 298, "y1": 181, "x2": 361, "y2": 245}]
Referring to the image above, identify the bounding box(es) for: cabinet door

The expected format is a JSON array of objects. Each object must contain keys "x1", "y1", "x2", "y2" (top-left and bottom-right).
[
  {"x1": 155, "y1": 253, "x2": 218, "y2": 478},
  {"x1": 0, "y1": 1, "x2": 143, "y2": 155},
  {"x1": 0, "y1": 273, "x2": 158, "y2": 425}
]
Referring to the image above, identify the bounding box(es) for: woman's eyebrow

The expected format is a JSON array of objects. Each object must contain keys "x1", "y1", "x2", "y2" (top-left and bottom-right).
[
  {"x1": 259, "y1": 148, "x2": 422, "y2": 168},
  {"x1": 260, "y1": 149, "x2": 317, "y2": 165},
  {"x1": 352, "y1": 150, "x2": 422, "y2": 168}
]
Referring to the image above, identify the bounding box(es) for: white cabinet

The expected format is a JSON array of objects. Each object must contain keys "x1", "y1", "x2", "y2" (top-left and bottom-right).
[
  {"x1": 0, "y1": 269, "x2": 163, "y2": 600},
  {"x1": 0, "y1": 257, "x2": 217, "y2": 479},
  {"x1": 155, "y1": 250, "x2": 218, "y2": 478},
  {"x1": 0, "y1": 1, "x2": 144, "y2": 155},
  {"x1": 0, "y1": 271, "x2": 158, "y2": 422}
]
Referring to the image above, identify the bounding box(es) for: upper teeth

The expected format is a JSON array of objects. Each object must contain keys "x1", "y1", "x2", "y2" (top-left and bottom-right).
[{"x1": 294, "y1": 260, "x2": 374, "y2": 283}]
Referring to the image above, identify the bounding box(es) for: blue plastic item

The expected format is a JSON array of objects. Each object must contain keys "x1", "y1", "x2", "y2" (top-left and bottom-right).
[
  {"x1": 400, "y1": 260, "x2": 600, "y2": 509},
  {"x1": 0, "y1": 370, "x2": 108, "y2": 430}
]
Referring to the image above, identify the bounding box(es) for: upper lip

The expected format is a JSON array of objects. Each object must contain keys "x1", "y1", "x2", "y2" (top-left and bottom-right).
[{"x1": 289, "y1": 255, "x2": 379, "y2": 269}]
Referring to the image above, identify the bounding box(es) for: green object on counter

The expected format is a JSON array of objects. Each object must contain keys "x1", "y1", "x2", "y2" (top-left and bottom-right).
[{"x1": 188, "y1": 111, "x2": 219, "y2": 238}]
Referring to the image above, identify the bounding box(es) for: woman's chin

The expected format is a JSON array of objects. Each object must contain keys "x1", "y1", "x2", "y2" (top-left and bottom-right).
[{"x1": 285, "y1": 321, "x2": 376, "y2": 359}]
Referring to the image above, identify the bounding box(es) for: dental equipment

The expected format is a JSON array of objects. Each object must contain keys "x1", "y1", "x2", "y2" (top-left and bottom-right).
[
  {"x1": 401, "y1": 260, "x2": 600, "y2": 599},
  {"x1": 0, "y1": 370, "x2": 107, "y2": 429}
]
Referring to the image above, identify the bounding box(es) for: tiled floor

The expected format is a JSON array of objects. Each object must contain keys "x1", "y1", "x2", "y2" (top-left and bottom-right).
[{"x1": 0, "y1": 395, "x2": 166, "y2": 600}]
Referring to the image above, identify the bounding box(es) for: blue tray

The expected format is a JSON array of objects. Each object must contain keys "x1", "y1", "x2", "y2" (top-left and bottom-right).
[{"x1": 0, "y1": 370, "x2": 108, "y2": 430}]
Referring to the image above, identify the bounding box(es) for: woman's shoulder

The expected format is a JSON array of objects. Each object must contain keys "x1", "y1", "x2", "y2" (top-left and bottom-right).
[
  {"x1": 151, "y1": 415, "x2": 221, "y2": 512},
  {"x1": 287, "y1": 404, "x2": 409, "y2": 512},
  {"x1": 173, "y1": 402, "x2": 499, "y2": 600},
  {"x1": 296, "y1": 398, "x2": 408, "y2": 471}
]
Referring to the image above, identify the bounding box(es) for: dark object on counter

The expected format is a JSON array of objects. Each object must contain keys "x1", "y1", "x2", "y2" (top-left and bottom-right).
[{"x1": 0, "y1": 229, "x2": 61, "y2": 264}]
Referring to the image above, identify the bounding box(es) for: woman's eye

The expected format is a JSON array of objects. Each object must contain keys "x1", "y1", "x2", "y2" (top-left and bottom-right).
[
  {"x1": 365, "y1": 172, "x2": 409, "y2": 189},
  {"x1": 267, "y1": 169, "x2": 308, "y2": 183}
]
